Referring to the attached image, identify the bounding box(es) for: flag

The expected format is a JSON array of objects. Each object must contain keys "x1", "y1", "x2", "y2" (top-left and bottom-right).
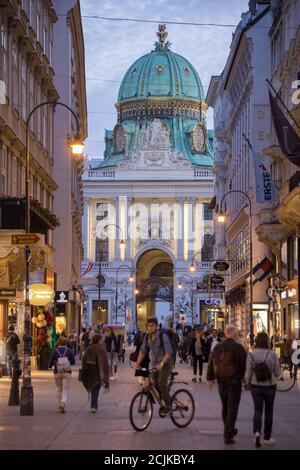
[
  {"x1": 251, "y1": 147, "x2": 279, "y2": 203},
  {"x1": 253, "y1": 257, "x2": 274, "y2": 284},
  {"x1": 268, "y1": 90, "x2": 300, "y2": 167},
  {"x1": 81, "y1": 262, "x2": 94, "y2": 277}
]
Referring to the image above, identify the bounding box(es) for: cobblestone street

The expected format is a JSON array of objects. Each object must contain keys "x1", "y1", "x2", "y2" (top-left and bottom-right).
[{"x1": 0, "y1": 354, "x2": 299, "y2": 451}]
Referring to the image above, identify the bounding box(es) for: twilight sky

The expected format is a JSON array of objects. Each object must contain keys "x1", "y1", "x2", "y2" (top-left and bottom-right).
[{"x1": 80, "y1": 0, "x2": 249, "y2": 160}]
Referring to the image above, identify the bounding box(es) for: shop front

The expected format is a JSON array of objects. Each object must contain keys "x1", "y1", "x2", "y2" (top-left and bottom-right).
[{"x1": 280, "y1": 281, "x2": 299, "y2": 339}]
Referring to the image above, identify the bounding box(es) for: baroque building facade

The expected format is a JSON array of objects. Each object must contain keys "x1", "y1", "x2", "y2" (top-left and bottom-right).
[
  {"x1": 81, "y1": 26, "x2": 215, "y2": 330},
  {"x1": 0, "y1": 0, "x2": 59, "y2": 342},
  {"x1": 208, "y1": 0, "x2": 300, "y2": 340}
]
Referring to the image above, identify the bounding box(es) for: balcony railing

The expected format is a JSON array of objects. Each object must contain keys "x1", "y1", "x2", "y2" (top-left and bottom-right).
[
  {"x1": 193, "y1": 170, "x2": 214, "y2": 180},
  {"x1": 87, "y1": 170, "x2": 116, "y2": 179}
]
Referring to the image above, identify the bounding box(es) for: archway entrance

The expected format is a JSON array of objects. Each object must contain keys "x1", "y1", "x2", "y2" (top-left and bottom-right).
[{"x1": 136, "y1": 249, "x2": 173, "y2": 330}]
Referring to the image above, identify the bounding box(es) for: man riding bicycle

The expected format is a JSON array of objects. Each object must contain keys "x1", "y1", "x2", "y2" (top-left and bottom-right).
[{"x1": 135, "y1": 316, "x2": 173, "y2": 415}]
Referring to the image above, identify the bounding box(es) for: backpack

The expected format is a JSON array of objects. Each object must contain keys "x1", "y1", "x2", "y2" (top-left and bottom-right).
[
  {"x1": 250, "y1": 350, "x2": 272, "y2": 382},
  {"x1": 212, "y1": 344, "x2": 236, "y2": 378},
  {"x1": 159, "y1": 329, "x2": 178, "y2": 355},
  {"x1": 56, "y1": 347, "x2": 71, "y2": 373}
]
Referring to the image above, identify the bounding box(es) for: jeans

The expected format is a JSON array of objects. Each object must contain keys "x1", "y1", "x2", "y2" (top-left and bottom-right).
[
  {"x1": 153, "y1": 363, "x2": 172, "y2": 408},
  {"x1": 91, "y1": 383, "x2": 101, "y2": 409},
  {"x1": 218, "y1": 378, "x2": 242, "y2": 439},
  {"x1": 250, "y1": 385, "x2": 276, "y2": 440},
  {"x1": 193, "y1": 355, "x2": 203, "y2": 376},
  {"x1": 6, "y1": 352, "x2": 16, "y2": 377}
]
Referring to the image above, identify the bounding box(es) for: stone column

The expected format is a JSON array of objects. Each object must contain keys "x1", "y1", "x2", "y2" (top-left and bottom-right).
[
  {"x1": 177, "y1": 198, "x2": 184, "y2": 260},
  {"x1": 114, "y1": 197, "x2": 120, "y2": 262}
]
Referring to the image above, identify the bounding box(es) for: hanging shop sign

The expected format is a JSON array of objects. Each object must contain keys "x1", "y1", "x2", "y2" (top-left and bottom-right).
[
  {"x1": 210, "y1": 274, "x2": 224, "y2": 285},
  {"x1": 25, "y1": 283, "x2": 55, "y2": 306},
  {"x1": 55, "y1": 291, "x2": 69, "y2": 304},
  {"x1": 213, "y1": 261, "x2": 230, "y2": 272},
  {"x1": 0, "y1": 288, "x2": 16, "y2": 298},
  {"x1": 205, "y1": 298, "x2": 223, "y2": 306},
  {"x1": 281, "y1": 288, "x2": 297, "y2": 300}
]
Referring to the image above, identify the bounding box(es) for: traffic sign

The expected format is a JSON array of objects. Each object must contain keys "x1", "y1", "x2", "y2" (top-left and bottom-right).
[
  {"x1": 11, "y1": 233, "x2": 40, "y2": 245},
  {"x1": 213, "y1": 260, "x2": 230, "y2": 272},
  {"x1": 0, "y1": 288, "x2": 16, "y2": 297}
]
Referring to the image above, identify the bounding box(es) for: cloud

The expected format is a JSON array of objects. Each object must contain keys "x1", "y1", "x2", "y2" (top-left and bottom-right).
[{"x1": 81, "y1": 0, "x2": 249, "y2": 157}]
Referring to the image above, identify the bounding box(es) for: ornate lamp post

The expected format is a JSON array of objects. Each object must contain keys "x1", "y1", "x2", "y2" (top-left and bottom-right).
[
  {"x1": 217, "y1": 190, "x2": 254, "y2": 346},
  {"x1": 115, "y1": 264, "x2": 134, "y2": 324},
  {"x1": 21, "y1": 101, "x2": 84, "y2": 416},
  {"x1": 178, "y1": 273, "x2": 196, "y2": 325},
  {"x1": 97, "y1": 224, "x2": 125, "y2": 322}
]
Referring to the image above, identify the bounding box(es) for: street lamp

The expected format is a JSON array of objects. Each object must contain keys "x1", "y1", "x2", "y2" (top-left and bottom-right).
[
  {"x1": 217, "y1": 189, "x2": 254, "y2": 346},
  {"x1": 97, "y1": 224, "x2": 126, "y2": 323},
  {"x1": 21, "y1": 101, "x2": 84, "y2": 416},
  {"x1": 116, "y1": 264, "x2": 134, "y2": 324},
  {"x1": 178, "y1": 274, "x2": 196, "y2": 325}
]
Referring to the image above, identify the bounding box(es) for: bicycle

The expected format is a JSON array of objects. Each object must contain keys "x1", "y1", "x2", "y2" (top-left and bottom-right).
[
  {"x1": 276, "y1": 358, "x2": 298, "y2": 392},
  {"x1": 129, "y1": 367, "x2": 195, "y2": 431}
]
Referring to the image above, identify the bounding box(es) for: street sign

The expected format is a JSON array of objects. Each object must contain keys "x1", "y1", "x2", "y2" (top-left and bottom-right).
[
  {"x1": 210, "y1": 274, "x2": 224, "y2": 284},
  {"x1": 213, "y1": 260, "x2": 230, "y2": 272},
  {"x1": 0, "y1": 288, "x2": 16, "y2": 297},
  {"x1": 11, "y1": 233, "x2": 40, "y2": 245}
]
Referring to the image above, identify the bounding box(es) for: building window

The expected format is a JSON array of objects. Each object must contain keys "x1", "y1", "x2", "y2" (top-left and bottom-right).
[
  {"x1": 287, "y1": 236, "x2": 298, "y2": 280},
  {"x1": 40, "y1": 184, "x2": 44, "y2": 206},
  {"x1": 96, "y1": 202, "x2": 108, "y2": 221},
  {"x1": 12, "y1": 42, "x2": 19, "y2": 110},
  {"x1": 203, "y1": 202, "x2": 213, "y2": 220},
  {"x1": 231, "y1": 226, "x2": 249, "y2": 277},
  {"x1": 12, "y1": 157, "x2": 17, "y2": 197},
  {"x1": 21, "y1": 59, "x2": 27, "y2": 121},
  {"x1": 0, "y1": 145, "x2": 7, "y2": 195},
  {"x1": 271, "y1": 23, "x2": 283, "y2": 74},
  {"x1": 1, "y1": 24, "x2": 8, "y2": 90},
  {"x1": 95, "y1": 237, "x2": 109, "y2": 263},
  {"x1": 201, "y1": 234, "x2": 214, "y2": 261}
]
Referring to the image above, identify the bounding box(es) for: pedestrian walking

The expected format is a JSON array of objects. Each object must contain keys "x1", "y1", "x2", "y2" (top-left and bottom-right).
[
  {"x1": 81, "y1": 327, "x2": 91, "y2": 352},
  {"x1": 204, "y1": 328, "x2": 222, "y2": 359},
  {"x1": 245, "y1": 331, "x2": 281, "y2": 448},
  {"x1": 49, "y1": 337, "x2": 75, "y2": 413},
  {"x1": 206, "y1": 325, "x2": 247, "y2": 444},
  {"x1": 81, "y1": 334, "x2": 110, "y2": 413},
  {"x1": 189, "y1": 329, "x2": 205, "y2": 382},
  {"x1": 105, "y1": 328, "x2": 119, "y2": 380},
  {"x1": 6, "y1": 325, "x2": 20, "y2": 378}
]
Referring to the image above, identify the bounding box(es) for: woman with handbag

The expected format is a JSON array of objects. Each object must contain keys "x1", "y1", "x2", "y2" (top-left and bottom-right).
[{"x1": 80, "y1": 334, "x2": 109, "y2": 413}]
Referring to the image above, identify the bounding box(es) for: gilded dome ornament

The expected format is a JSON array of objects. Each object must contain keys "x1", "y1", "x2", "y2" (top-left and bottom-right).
[
  {"x1": 113, "y1": 124, "x2": 126, "y2": 153},
  {"x1": 191, "y1": 123, "x2": 206, "y2": 153}
]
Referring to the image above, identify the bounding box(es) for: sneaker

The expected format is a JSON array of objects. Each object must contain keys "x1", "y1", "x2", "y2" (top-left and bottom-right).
[
  {"x1": 91, "y1": 408, "x2": 96, "y2": 414},
  {"x1": 263, "y1": 438, "x2": 275, "y2": 445},
  {"x1": 192, "y1": 377, "x2": 197, "y2": 382},
  {"x1": 254, "y1": 432, "x2": 261, "y2": 448},
  {"x1": 198, "y1": 377, "x2": 202, "y2": 382}
]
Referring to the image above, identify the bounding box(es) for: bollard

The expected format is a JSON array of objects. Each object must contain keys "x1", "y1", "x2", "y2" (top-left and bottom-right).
[{"x1": 8, "y1": 355, "x2": 21, "y2": 406}]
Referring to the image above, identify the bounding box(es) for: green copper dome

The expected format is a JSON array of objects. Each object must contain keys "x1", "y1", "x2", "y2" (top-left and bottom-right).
[
  {"x1": 118, "y1": 48, "x2": 204, "y2": 102},
  {"x1": 95, "y1": 25, "x2": 213, "y2": 170}
]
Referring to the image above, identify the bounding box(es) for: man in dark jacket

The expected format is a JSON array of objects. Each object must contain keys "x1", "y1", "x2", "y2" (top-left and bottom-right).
[
  {"x1": 205, "y1": 328, "x2": 222, "y2": 358},
  {"x1": 207, "y1": 325, "x2": 247, "y2": 444},
  {"x1": 105, "y1": 329, "x2": 119, "y2": 379},
  {"x1": 6, "y1": 325, "x2": 20, "y2": 378}
]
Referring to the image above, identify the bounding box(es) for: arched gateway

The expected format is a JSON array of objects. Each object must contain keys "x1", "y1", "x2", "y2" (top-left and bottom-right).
[{"x1": 135, "y1": 249, "x2": 174, "y2": 329}]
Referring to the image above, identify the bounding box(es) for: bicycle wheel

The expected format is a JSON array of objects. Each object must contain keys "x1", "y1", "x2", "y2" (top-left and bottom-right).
[
  {"x1": 276, "y1": 365, "x2": 296, "y2": 392},
  {"x1": 129, "y1": 391, "x2": 153, "y2": 431},
  {"x1": 170, "y1": 389, "x2": 195, "y2": 428}
]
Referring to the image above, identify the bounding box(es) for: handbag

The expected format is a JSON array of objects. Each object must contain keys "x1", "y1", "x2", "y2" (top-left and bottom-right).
[{"x1": 130, "y1": 350, "x2": 138, "y2": 362}]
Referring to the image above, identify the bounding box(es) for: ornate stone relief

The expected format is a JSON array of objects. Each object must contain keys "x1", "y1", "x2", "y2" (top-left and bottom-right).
[{"x1": 118, "y1": 119, "x2": 191, "y2": 170}]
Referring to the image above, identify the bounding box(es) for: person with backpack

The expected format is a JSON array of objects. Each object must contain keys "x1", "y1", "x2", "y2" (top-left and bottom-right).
[
  {"x1": 49, "y1": 336, "x2": 75, "y2": 413},
  {"x1": 189, "y1": 329, "x2": 206, "y2": 382},
  {"x1": 135, "y1": 316, "x2": 173, "y2": 416},
  {"x1": 81, "y1": 334, "x2": 109, "y2": 413},
  {"x1": 105, "y1": 328, "x2": 119, "y2": 380},
  {"x1": 245, "y1": 331, "x2": 281, "y2": 448},
  {"x1": 206, "y1": 325, "x2": 247, "y2": 444},
  {"x1": 6, "y1": 325, "x2": 20, "y2": 378}
]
